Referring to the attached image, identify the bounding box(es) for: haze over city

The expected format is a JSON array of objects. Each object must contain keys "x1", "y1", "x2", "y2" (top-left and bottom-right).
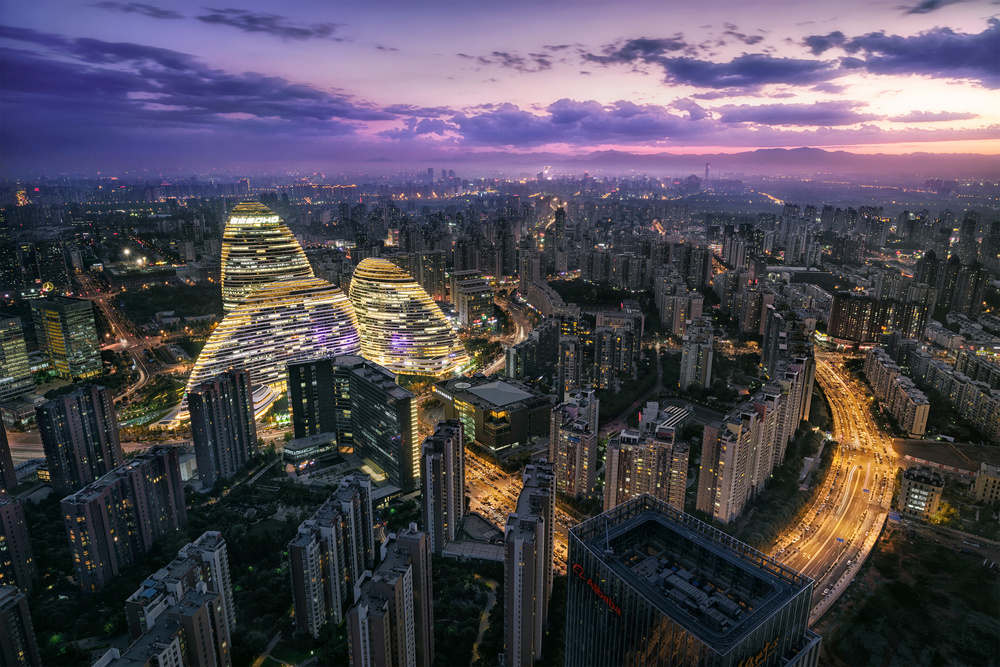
[{"x1": 1, "y1": 0, "x2": 999, "y2": 176}]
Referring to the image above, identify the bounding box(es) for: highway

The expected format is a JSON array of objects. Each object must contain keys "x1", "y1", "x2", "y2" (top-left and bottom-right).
[
  {"x1": 771, "y1": 349, "x2": 896, "y2": 617},
  {"x1": 483, "y1": 296, "x2": 531, "y2": 375}
]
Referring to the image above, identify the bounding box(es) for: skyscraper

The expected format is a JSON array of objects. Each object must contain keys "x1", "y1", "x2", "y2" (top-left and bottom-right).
[
  {"x1": 0, "y1": 427, "x2": 16, "y2": 493},
  {"x1": 679, "y1": 317, "x2": 714, "y2": 389},
  {"x1": 421, "y1": 419, "x2": 464, "y2": 554},
  {"x1": 0, "y1": 315, "x2": 33, "y2": 404},
  {"x1": 30, "y1": 296, "x2": 101, "y2": 380},
  {"x1": 346, "y1": 524, "x2": 434, "y2": 667},
  {"x1": 37, "y1": 385, "x2": 123, "y2": 493},
  {"x1": 185, "y1": 277, "x2": 361, "y2": 396},
  {"x1": 550, "y1": 388, "x2": 599, "y2": 499},
  {"x1": 61, "y1": 445, "x2": 187, "y2": 593},
  {"x1": 189, "y1": 368, "x2": 258, "y2": 488},
  {"x1": 348, "y1": 258, "x2": 468, "y2": 377},
  {"x1": 0, "y1": 586, "x2": 40, "y2": 667},
  {"x1": 565, "y1": 494, "x2": 820, "y2": 667},
  {"x1": 504, "y1": 462, "x2": 554, "y2": 666},
  {"x1": 557, "y1": 336, "x2": 583, "y2": 396},
  {"x1": 0, "y1": 495, "x2": 35, "y2": 593},
  {"x1": 220, "y1": 201, "x2": 314, "y2": 313},
  {"x1": 289, "y1": 475, "x2": 375, "y2": 635}
]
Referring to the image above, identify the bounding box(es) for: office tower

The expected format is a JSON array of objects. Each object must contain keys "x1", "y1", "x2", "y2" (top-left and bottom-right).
[
  {"x1": 679, "y1": 317, "x2": 714, "y2": 389},
  {"x1": 421, "y1": 420, "x2": 464, "y2": 555},
  {"x1": 454, "y1": 278, "x2": 495, "y2": 329},
  {"x1": 566, "y1": 494, "x2": 821, "y2": 667},
  {"x1": 186, "y1": 277, "x2": 360, "y2": 396},
  {"x1": 220, "y1": 201, "x2": 314, "y2": 313},
  {"x1": 349, "y1": 258, "x2": 468, "y2": 377},
  {"x1": 347, "y1": 524, "x2": 434, "y2": 667},
  {"x1": 188, "y1": 368, "x2": 258, "y2": 488},
  {"x1": 0, "y1": 495, "x2": 35, "y2": 593},
  {"x1": 504, "y1": 463, "x2": 554, "y2": 666},
  {"x1": 30, "y1": 295, "x2": 101, "y2": 380},
  {"x1": 605, "y1": 425, "x2": 689, "y2": 513},
  {"x1": 0, "y1": 315, "x2": 33, "y2": 404},
  {"x1": 35, "y1": 240, "x2": 69, "y2": 287},
  {"x1": 62, "y1": 445, "x2": 187, "y2": 593},
  {"x1": 0, "y1": 427, "x2": 16, "y2": 493},
  {"x1": 288, "y1": 356, "x2": 418, "y2": 491},
  {"x1": 550, "y1": 388, "x2": 599, "y2": 498},
  {"x1": 556, "y1": 336, "x2": 582, "y2": 396},
  {"x1": 0, "y1": 586, "x2": 40, "y2": 667},
  {"x1": 37, "y1": 385, "x2": 123, "y2": 493},
  {"x1": 289, "y1": 475, "x2": 375, "y2": 636},
  {"x1": 126, "y1": 531, "x2": 235, "y2": 640}
]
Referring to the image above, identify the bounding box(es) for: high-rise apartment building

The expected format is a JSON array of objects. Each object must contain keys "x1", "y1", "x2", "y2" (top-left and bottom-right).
[
  {"x1": 593, "y1": 327, "x2": 638, "y2": 389},
  {"x1": 288, "y1": 355, "x2": 419, "y2": 491},
  {"x1": 30, "y1": 296, "x2": 101, "y2": 380},
  {"x1": 346, "y1": 525, "x2": 434, "y2": 667},
  {"x1": 604, "y1": 424, "x2": 689, "y2": 513},
  {"x1": 679, "y1": 317, "x2": 714, "y2": 389},
  {"x1": 125, "y1": 531, "x2": 235, "y2": 641},
  {"x1": 37, "y1": 385, "x2": 123, "y2": 493},
  {"x1": 0, "y1": 495, "x2": 35, "y2": 593},
  {"x1": 565, "y1": 494, "x2": 820, "y2": 667},
  {"x1": 0, "y1": 315, "x2": 33, "y2": 404},
  {"x1": 186, "y1": 277, "x2": 360, "y2": 396},
  {"x1": 62, "y1": 445, "x2": 187, "y2": 592},
  {"x1": 504, "y1": 463, "x2": 554, "y2": 666},
  {"x1": 557, "y1": 336, "x2": 582, "y2": 396},
  {"x1": 220, "y1": 201, "x2": 314, "y2": 313},
  {"x1": 189, "y1": 368, "x2": 258, "y2": 488},
  {"x1": 349, "y1": 258, "x2": 468, "y2": 377},
  {"x1": 0, "y1": 586, "x2": 40, "y2": 667},
  {"x1": 550, "y1": 388, "x2": 599, "y2": 498},
  {"x1": 421, "y1": 419, "x2": 464, "y2": 555},
  {"x1": 289, "y1": 475, "x2": 374, "y2": 636},
  {"x1": 0, "y1": 427, "x2": 16, "y2": 493}
]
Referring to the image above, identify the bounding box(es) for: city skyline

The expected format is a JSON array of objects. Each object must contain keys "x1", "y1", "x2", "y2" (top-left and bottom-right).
[{"x1": 1, "y1": 0, "x2": 998, "y2": 176}]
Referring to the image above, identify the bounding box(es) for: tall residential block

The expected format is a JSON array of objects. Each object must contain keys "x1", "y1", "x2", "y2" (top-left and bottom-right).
[
  {"x1": 0, "y1": 586, "x2": 40, "y2": 667},
  {"x1": 0, "y1": 426, "x2": 16, "y2": 493},
  {"x1": 0, "y1": 315, "x2": 33, "y2": 404},
  {"x1": 124, "y1": 531, "x2": 235, "y2": 665},
  {"x1": 188, "y1": 368, "x2": 258, "y2": 488},
  {"x1": 550, "y1": 388, "x2": 599, "y2": 498},
  {"x1": 30, "y1": 296, "x2": 101, "y2": 380},
  {"x1": 557, "y1": 336, "x2": 582, "y2": 396},
  {"x1": 288, "y1": 355, "x2": 419, "y2": 492},
  {"x1": 289, "y1": 475, "x2": 374, "y2": 636},
  {"x1": 421, "y1": 419, "x2": 464, "y2": 554},
  {"x1": 347, "y1": 524, "x2": 434, "y2": 667},
  {"x1": 566, "y1": 495, "x2": 820, "y2": 667},
  {"x1": 679, "y1": 317, "x2": 714, "y2": 389},
  {"x1": 0, "y1": 495, "x2": 35, "y2": 593},
  {"x1": 504, "y1": 463, "x2": 554, "y2": 666},
  {"x1": 61, "y1": 445, "x2": 187, "y2": 593},
  {"x1": 37, "y1": 384, "x2": 123, "y2": 493},
  {"x1": 604, "y1": 425, "x2": 689, "y2": 513}
]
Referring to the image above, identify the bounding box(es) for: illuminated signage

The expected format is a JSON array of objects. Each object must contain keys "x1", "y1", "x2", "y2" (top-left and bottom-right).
[
  {"x1": 230, "y1": 216, "x2": 280, "y2": 225},
  {"x1": 573, "y1": 563, "x2": 621, "y2": 616}
]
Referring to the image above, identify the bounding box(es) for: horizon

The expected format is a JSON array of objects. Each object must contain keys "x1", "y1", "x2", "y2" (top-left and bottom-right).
[{"x1": 1, "y1": 0, "x2": 998, "y2": 177}]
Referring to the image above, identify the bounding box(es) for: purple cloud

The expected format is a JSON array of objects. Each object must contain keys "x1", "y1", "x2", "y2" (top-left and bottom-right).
[
  {"x1": 658, "y1": 54, "x2": 835, "y2": 89},
  {"x1": 899, "y1": 0, "x2": 966, "y2": 14},
  {"x1": 888, "y1": 110, "x2": 979, "y2": 122},
  {"x1": 716, "y1": 101, "x2": 879, "y2": 126},
  {"x1": 195, "y1": 8, "x2": 344, "y2": 41},
  {"x1": 91, "y1": 2, "x2": 182, "y2": 19},
  {"x1": 803, "y1": 31, "x2": 845, "y2": 55}
]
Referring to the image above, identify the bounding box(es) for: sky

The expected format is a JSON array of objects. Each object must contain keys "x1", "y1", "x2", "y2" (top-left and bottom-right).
[{"x1": 1, "y1": 0, "x2": 998, "y2": 176}]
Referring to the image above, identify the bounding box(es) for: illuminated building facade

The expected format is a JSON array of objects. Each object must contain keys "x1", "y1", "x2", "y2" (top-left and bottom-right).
[
  {"x1": 189, "y1": 368, "x2": 258, "y2": 488},
  {"x1": 348, "y1": 258, "x2": 468, "y2": 377},
  {"x1": 30, "y1": 296, "x2": 100, "y2": 380},
  {"x1": 0, "y1": 586, "x2": 40, "y2": 667},
  {"x1": 566, "y1": 495, "x2": 821, "y2": 667},
  {"x1": 421, "y1": 419, "x2": 464, "y2": 555},
  {"x1": 221, "y1": 201, "x2": 314, "y2": 313},
  {"x1": 186, "y1": 278, "x2": 360, "y2": 395},
  {"x1": 0, "y1": 495, "x2": 35, "y2": 594},
  {"x1": 0, "y1": 315, "x2": 33, "y2": 404},
  {"x1": 604, "y1": 426, "x2": 689, "y2": 513}
]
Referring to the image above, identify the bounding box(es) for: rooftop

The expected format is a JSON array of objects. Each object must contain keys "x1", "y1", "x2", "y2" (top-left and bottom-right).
[{"x1": 467, "y1": 380, "x2": 533, "y2": 407}]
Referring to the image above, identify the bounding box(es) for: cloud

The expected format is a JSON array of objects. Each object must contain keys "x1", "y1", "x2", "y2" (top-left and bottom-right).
[
  {"x1": 722, "y1": 29, "x2": 765, "y2": 46},
  {"x1": 802, "y1": 31, "x2": 845, "y2": 55},
  {"x1": 381, "y1": 104, "x2": 451, "y2": 118},
  {"x1": 899, "y1": 0, "x2": 965, "y2": 14},
  {"x1": 840, "y1": 21, "x2": 1000, "y2": 88},
  {"x1": 716, "y1": 101, "x2": 880, "y2": 126},
  {"x1": 458, "y1": 50, "x2": 554, "y2": 73},
  {"x1": 658, "y1": 54, "x2": 836, "y2": 89},
  {"x1": 195, "y1": 8, "x2": 343, "y2": 40},
  {"x1": 811, "y1": 83, "x2": 847, "y2": 93},
  {"x1": 888, "y1": 110, "x2": 979, "y2": 122},
  {"x1": 91, "y1": 2, "x2": 182, "y2": 19},
  {"x1": 583, "y1": 36, "x2": 688, "y2": 64}
]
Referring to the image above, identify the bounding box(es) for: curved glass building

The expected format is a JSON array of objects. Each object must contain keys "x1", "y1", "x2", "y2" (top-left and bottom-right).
[
  {"x1": 221, "y1": 201, "x2": 314, "y2": 313},
  {"x1": 349, "y1": 258, "x2": 468, "y2": 377},
  {"x1": 186, "y1": 277, "x2": 361, "y2": 394}
]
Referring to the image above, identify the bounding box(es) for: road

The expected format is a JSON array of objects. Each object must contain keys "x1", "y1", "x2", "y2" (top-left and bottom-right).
[
  {"x1": 483, "y1": 297, "x2": 531, "y2": 375},
  {"x1": 770, "y1": 349, "x2": 896, "y2": 615}
]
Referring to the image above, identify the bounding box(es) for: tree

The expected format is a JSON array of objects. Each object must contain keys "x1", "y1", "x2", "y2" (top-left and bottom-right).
[{"x1": 929, "y1": 502, "x2": 959, "y2": 526}]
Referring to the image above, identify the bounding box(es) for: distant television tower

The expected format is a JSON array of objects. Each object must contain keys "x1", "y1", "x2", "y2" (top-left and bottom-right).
[{"x1": 705, "y1": 162, "x2": 710, "y2": 181}]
